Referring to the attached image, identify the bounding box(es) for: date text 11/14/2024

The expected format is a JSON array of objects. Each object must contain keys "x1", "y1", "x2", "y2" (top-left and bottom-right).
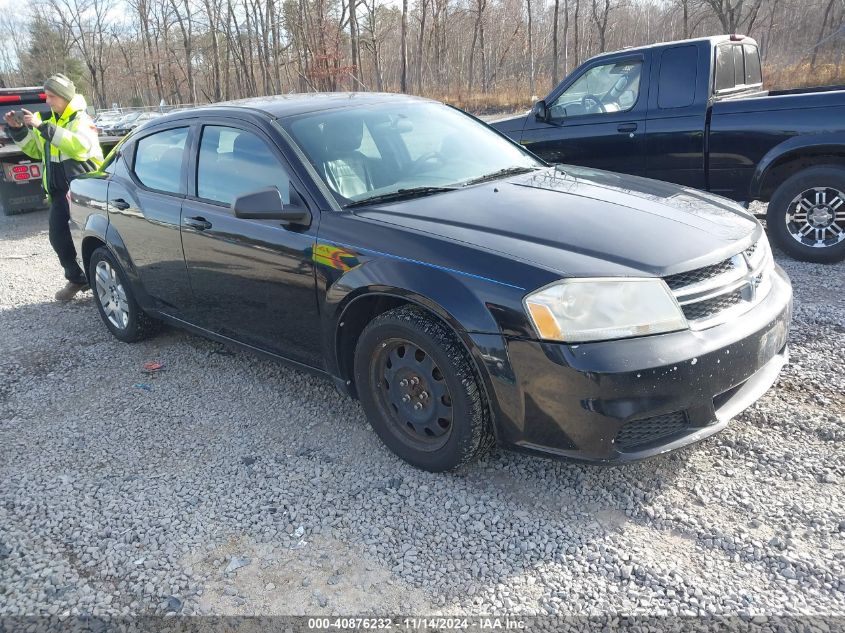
[{"x1": 307, "y1": 617, "x2": 526, "y2": 630}]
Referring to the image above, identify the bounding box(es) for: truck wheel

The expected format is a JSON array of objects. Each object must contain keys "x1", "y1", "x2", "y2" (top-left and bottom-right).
[
  {"x1": 354, "y1": 305, "x2": 494, "y2": 472},
  {"x1": 89, "y1": 246, "x2": 159, "y2": 343},
  {"x1": 767, "y1": 166, "x2": 845, "y2": 263}
]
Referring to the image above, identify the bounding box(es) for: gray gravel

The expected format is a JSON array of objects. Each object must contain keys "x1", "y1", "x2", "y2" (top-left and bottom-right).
[{"x1": 1, "y1": 208, "x2": 843, "y2": 618}]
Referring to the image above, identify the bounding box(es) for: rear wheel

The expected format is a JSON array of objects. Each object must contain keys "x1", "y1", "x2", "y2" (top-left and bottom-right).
[
  {"x1": 89, "y1": 246, "x2": 158, "y2": 342},
  {"x1": 767, "y1": 166, "x2": 845, "y2": 263},
  {"x1": 354, "y1": 305, "x2": 494, "y2": 472}
]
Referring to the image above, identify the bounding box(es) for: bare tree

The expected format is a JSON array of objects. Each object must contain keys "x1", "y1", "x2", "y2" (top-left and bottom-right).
[
  {"x1": 591, "y1": 0, "x2": 612, "y2": 53},
  {"x1": 45, "y1": 0, "x2": 115, "y2": 106},
  {"x1": 401, "y1": 0, "x2": 408, "y2": 92},
  {"x1": 527, "y1": 0, "x2": 534, "y2": 95},
  {"x1": 699, "y1": 0, "x2": 764, "y2": 33}
]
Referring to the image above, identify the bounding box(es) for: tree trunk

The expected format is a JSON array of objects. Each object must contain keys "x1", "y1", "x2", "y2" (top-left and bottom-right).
[
  {"x1": 417, "y1": 0, "x2": 427, "y2": 93},
  {"x1": 349, "y1": 0, "x2": 361, "y2": 87},
  {"x1": 552, "y1": 0, "x2": 559, "y2": 82},
  {"x1": 527, "y1": 0, "x2": 534, "y2": 95},
  {"x1": 811, "y1": 0, "x2": 836, "y2": 68},
  {"x1": 400, "y1": 0, "x2": 408, "y2": 92}
]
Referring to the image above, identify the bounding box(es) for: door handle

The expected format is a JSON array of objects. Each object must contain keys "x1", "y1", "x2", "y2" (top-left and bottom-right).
[
  {"x1": 111, "y1": 198, "x2": 130, "y2": 211},
  {"x1": 184, "y1": 216, "x2": 212, "y2": 231},
  {"x1": 617, "y1": 123, "x2": 638, "y2": 133}
]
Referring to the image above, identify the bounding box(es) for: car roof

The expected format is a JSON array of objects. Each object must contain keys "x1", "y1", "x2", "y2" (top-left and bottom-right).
[{"x1": 155, "y1": 92, "x2": 439, "y2": 124}]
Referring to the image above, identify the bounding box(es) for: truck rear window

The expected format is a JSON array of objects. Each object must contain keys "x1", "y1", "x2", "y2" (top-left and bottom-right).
[
  {"x1": 744, "y1": 45, "x2": 762, "y2": 85},
  {"x1": 658, "y1": 45, "x2": 698, "y2": 109},
  {"x1": 714, "y1": 45, "x2": 736, "y2": 91},
  {"x1": 715, "y1": 43, "x2": 762, "y2": 92}
]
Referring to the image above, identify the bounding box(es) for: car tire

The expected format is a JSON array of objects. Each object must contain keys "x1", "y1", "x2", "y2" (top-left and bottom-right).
[
  {"x1": 767, "y1": 166, "x2": 845, "y2": 263},
  {"x1": 88, "y1": 246, "x2": 158, "y2": 343},
  {"x1": 354, "y1": 305, "x2": 494, "y2": 472}
]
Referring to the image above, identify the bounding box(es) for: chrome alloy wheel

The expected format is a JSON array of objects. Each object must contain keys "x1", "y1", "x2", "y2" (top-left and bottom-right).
[
  {"x1": 94, "y1": 260, "x2": 130, "y2": 330},
  {"x1": 786, "y1": 186, "x2": 845, "y2": 248}
]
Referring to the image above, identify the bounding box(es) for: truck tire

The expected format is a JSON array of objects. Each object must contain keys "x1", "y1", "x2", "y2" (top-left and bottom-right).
[
  {"x1": 354, "y1": 305, "x2": 494, "y2": 472},
  {"x1": 767, "y1": 166, "x2": 845, "y2": 263}
]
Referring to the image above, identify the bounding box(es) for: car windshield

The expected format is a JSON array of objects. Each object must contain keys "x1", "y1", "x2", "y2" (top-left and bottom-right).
[{"x1": 280, "y1": 101, "x2": 543, "y2": 205}]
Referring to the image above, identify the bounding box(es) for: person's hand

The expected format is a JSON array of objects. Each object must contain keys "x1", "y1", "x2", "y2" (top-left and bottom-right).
[
  {"x1": 3, "y1": 110, "x2": 22, "y2": 128},
  {"x1": 20, "y1": 108, "x2": 38, "y2": 127}
]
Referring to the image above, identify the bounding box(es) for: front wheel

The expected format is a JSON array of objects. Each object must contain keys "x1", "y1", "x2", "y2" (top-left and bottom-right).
[
  {"x1": 353, "y1": 305, "x2": 494, "y2": 472},
  {"x1": 89, "y1": 246, "x2": 159, "y2": 343},
  {"x1": 767, "y1": 166, "x2": 845, "y2": 263}
]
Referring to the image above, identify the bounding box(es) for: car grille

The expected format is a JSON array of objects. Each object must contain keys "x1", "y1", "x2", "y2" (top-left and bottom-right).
[
  {"x1": 663, "y1": 258, "x2": 734, "y2": 291},
  {"x1": 664, "y1": 238, "x2": 771, "y2": 329},
  {"x1": 615, "y1": 412, "x2": 688, "y2": 451},
  {"x1": 681, "y1": 289, "x2": 744, "y2": 321}
]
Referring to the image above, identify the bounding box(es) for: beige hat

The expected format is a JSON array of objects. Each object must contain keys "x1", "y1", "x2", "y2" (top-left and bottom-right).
[{"x1": 44, "y1": 73, "x2": 76, "y2": 101}]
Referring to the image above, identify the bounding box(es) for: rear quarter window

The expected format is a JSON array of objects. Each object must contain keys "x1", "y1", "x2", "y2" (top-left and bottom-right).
[{"x1": 658, "y1": 45, "x2": 698, "y2": 109}]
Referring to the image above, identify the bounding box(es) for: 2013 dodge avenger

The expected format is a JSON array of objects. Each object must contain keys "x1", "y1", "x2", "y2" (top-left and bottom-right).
[{"x1": 69, "y1": 93, "x2": 792, "y2": 471}]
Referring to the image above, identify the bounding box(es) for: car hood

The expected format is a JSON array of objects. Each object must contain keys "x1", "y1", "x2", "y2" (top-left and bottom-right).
[{"x1": 353, "y1": 165, "x2": 760, "y2": 277}]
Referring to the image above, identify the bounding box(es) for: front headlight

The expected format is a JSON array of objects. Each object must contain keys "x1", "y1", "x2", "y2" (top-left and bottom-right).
[{"x1": 523, "y1": 278, "x2": 688, "y2": 343}]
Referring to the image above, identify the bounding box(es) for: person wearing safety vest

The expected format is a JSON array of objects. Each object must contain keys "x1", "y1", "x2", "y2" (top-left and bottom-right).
[{"x1": 3, "y1": 74, "x2": 103, "y2": 301}]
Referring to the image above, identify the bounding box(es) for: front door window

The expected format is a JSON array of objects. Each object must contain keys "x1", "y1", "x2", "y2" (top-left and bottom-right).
[{"x1": 549, "y1": 60, "x2": 643, "y2": 119}]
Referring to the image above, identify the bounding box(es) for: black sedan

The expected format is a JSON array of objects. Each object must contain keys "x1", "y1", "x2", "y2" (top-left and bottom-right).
[{"x1": 68, "y1": 93, "x2": 792, "y2": 471}]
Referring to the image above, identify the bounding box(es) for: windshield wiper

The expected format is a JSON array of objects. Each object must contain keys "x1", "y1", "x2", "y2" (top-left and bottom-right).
[
  {"x1": 345, "y1": 186, "x2": 456, "y2": 208},
  {"x1": 461, "y1": 166, "x2": 539, "y2": 187}
]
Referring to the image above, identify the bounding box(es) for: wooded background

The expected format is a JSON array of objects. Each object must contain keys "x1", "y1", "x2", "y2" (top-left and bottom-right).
[{"x1": 0, "y1": 0, "x2": 843, "y2": 111}]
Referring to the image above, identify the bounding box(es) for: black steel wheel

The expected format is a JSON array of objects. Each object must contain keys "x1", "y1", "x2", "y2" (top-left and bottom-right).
[
  {"x1": 354, "y1": 305, "x2": 494, "y2": 472},
  {"x1": 768, "y1": 166, "x2": 845, "y2": 263}
]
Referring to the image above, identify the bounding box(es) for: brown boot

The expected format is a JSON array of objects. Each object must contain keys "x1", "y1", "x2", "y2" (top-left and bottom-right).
[{"x1": 55, "y1": 281, "x2": 89, "y2": 302}]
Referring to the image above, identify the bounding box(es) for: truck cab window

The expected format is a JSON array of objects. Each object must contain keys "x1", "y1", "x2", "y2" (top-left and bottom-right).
[
  {"x1": 744, "y1": 45, "x2": 762, "y2": 85},
  {"x1": 550, "y1": 60, "x2": 642, "y2": 119},
  {"x1": 658, "y1": 46, "x2": 698, "y2": 109}
]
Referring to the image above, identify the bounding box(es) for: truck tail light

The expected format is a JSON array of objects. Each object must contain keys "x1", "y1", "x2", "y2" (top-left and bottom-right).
[{"x1": 6, "y1": 163, "x2": 41, "y2": 181}]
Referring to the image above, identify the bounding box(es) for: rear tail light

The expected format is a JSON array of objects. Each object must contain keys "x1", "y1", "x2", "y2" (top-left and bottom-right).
[{"x1": 4, "y1": 162, "x2": 41, "y2": 181}]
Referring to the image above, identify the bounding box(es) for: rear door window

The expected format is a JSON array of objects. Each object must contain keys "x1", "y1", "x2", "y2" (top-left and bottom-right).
[{"x1": 133, "y1": 127, "x2": 188, "y2": 194}]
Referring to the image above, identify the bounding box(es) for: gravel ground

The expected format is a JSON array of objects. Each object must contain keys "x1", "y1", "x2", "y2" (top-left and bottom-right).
[{"x1": 0, "y1": 207, "x2": 843, "y2": 620}]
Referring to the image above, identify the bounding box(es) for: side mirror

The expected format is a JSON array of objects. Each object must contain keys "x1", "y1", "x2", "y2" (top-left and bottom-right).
[
  {"x1": 233, "y1": 184, "x2": 311, "y2": 225},
  {"x1": 532, "y1": 99, "x2": 549, "y2": 122}
]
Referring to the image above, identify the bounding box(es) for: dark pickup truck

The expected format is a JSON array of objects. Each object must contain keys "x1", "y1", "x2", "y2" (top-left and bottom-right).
[{"x1": 491, "y1": 35, "x2": 845, "y2": 263}]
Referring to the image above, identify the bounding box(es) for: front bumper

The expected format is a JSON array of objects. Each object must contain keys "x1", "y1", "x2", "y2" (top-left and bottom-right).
[{"x1": 491, "y1": 264, "x2": 792, "y2": 462}]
